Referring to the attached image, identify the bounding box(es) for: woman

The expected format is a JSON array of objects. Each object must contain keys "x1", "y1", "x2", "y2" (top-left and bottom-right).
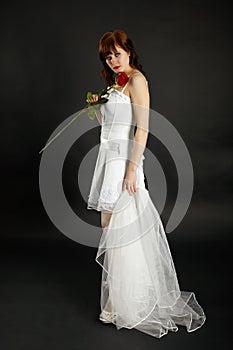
[{"x1": 87, "y1": 29, "x2": 206, "y2": 338}]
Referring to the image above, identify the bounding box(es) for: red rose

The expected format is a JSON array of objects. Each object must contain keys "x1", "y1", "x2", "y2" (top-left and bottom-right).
[{"x1": 115, "y1": 72, "x2": 129, "y2": 87}]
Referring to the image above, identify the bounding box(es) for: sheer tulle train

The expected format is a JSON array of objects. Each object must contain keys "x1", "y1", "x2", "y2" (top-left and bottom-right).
[{"x1": 95, "y1": 187, "x2": 206, "y2": 338}]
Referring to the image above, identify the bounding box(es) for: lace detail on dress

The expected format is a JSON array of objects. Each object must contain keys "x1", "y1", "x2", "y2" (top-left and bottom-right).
[
  {"x1": 87, "y1": 187, "x2": 121, "y2": 212},
  {"x1": 99, "y1": 188, "x2": 121, "y2": 203}
]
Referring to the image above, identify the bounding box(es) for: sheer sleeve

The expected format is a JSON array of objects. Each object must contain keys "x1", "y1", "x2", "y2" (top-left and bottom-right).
[{"x1": 94, "y1": 105, "x2": 104, "y2": 125}]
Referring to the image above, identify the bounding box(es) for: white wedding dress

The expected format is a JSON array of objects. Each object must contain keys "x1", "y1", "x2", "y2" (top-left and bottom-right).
[{"x1": 87, "y1": 80, "x2": 206, "y2": 338}]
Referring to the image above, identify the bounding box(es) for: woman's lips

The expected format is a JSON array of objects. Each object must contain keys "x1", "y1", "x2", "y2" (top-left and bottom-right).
[{"x1": 114, "y1": 65, "x2": 121, "y2": 69}]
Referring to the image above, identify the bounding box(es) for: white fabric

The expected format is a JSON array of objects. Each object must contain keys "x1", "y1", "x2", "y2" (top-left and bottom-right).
[
  {"x1": 87, "y1": 88, "x2": 146, "y2": 212},
  {"x1": 95, "y1": 188, "x2": 206, "y2": 338},
  {"x1": 87, "y1": 87, "x2": 206, "y2": 337}
]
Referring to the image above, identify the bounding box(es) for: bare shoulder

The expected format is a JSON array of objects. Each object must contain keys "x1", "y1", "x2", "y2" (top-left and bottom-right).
[
  {"x1": 128, "y1": 70, "x2": 149, "y2": 99},
  {"x1": 129, "y1": 70, "x2": 148, "y2": 87},
  {"x1": 128, "y1": 70, "x2": 150, "y2": 107}
]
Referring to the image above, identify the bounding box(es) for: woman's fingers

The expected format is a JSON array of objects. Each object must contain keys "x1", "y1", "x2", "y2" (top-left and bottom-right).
[
  {"x1": 122, "y1": 179, "x2": 136, "y2": 195},
  {"x1": 86, "y1": 94, "x2": 99, "y2": 103},
  {"x1": 91, "y1": 94, "x2": 98, "y2": 102},
  {"x1": 129, "y1": 186, "x2": 135, "y2": 195}
]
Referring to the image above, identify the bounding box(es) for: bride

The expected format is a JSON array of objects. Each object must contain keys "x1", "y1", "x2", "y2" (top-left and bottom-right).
[{"x1": 87, "y1": 29, "x2": 206, "y2": 338}]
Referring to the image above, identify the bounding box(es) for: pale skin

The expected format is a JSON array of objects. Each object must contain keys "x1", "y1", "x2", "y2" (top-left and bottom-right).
[{"x1": 87, "y1": 45, "x2": 150, "y2": 228}]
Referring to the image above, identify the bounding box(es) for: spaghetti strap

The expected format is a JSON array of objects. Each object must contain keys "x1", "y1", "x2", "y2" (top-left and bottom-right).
[{"x1": 121, "y1": 81, "x2": 129, "y2": 93}]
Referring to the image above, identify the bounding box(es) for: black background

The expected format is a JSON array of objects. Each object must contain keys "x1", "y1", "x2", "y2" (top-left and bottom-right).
[{"x1": 0, "y1": 0, "x2": 232, "y2": 349}]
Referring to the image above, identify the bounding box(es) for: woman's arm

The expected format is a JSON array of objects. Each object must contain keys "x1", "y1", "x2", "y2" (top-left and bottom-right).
[
  {"x1": 128, "y1": 74, "x2": 150, "y2": 172},
  {"x1": 122, "y1": 73, "x2": 150, "y2": 195}
]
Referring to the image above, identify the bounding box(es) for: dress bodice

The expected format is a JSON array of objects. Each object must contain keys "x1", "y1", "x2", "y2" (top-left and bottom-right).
[{"x1": 100, "y1": 89, "x2": 136, "y2": 142}]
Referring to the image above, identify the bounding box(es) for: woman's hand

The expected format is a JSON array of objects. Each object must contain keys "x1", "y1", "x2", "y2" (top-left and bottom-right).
[
  {"x1": 122, "y1": 169, "x2": 137, "y2": 195},
  {"x1": 86, "y1": 94, "x2": 99, "y2": 103}
]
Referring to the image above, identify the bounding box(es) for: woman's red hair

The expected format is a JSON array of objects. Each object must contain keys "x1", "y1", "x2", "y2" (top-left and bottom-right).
[{"x1": 98, "y1": 29, "x2": 145, "y2": 85}]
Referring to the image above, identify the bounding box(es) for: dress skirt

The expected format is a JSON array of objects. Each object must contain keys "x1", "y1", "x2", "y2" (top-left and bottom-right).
[
  {"x1": 87, "y1": 138, "x2": 146, "y2": 212},
  {"x1": 95, "y1": 187, "x2": 206, "y2": 338}
]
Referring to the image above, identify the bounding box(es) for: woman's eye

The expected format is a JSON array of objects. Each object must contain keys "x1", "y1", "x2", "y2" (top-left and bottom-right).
[
  {"x1": 106, "y1": 57, "x2": 111, "y2": 61},
  {"x1": 115, "y1": 52, "x2": 120, "y2": 57}
]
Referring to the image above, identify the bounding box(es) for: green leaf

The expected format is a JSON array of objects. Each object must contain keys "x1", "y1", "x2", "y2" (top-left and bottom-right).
[
  {"x1": 86, "y1": 91, "x2": 93, "y2": 101},
  {"x1": 87, "y1": 108, "x2": 96, "y2": 120},
  {"x1": 97, "y1": 88, "x2": 107, "y2": 97}
]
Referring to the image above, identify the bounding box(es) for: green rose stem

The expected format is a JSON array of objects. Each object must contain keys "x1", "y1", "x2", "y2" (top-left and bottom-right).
[
  {"x1": 38, "y1": 82, "x2": 121, "y2": 155},
  {"x1": 38, "y1": 109, "x2": 86, "y2": 155},
  {"x1": 38, "y1": 100, "x2": 106, "y2": 155}
]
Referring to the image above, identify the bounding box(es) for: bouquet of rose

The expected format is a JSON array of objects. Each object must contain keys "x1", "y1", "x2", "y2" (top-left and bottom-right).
[{"x1": 38, "y1": 72, "x2": 129, "y2": 154}]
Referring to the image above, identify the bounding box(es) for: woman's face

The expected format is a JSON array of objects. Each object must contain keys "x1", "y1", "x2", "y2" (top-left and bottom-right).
[{"x1": 105, "y1": 45, "x2": 130, "y2": 74}]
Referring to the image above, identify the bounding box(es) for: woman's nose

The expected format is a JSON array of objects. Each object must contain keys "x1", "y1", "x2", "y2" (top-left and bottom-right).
[{"x1": 110, "y1": 58, "x2": 117, "y2": 65}]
